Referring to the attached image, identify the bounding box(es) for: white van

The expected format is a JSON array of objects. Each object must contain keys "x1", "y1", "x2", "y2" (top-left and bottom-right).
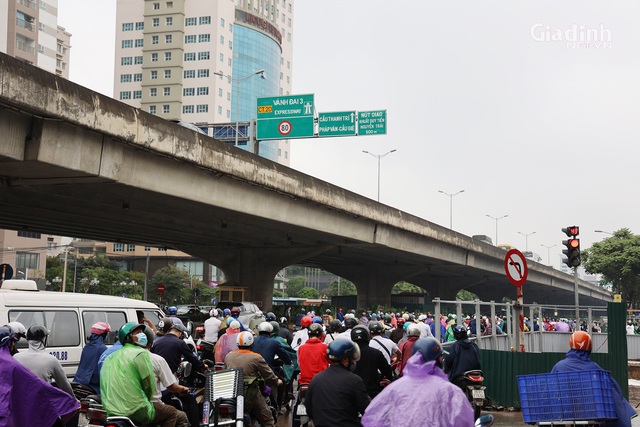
[{"x1": 0, "y1": 280, "x2": 164, "y2": 377}]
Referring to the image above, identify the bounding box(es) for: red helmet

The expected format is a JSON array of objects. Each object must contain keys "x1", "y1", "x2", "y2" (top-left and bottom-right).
[
  {"x1": 230, "y1": 307, "x2": 241, "y2": 316},
  {"x1": 301, "y1": 316, "x2": 313, "y2": 328},
  {"x1": 397, "y1": 318, "x2": 406, "y2": 326},
  {"x1": 570, "y1": 331, "x2": 592, "y2": 352}
]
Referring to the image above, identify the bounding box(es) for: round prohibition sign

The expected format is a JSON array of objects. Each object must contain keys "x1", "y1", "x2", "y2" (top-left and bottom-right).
[
  {"x1": 278, "y1": 120, "x2": 292, "y2": 136},
  {"x1": 504, "y1": 249, "x2": 528, "y2": 287}
]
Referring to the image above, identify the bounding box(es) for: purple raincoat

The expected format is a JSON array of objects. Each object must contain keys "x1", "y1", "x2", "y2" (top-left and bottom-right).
[
  {"x1": 0, "y1": 345, "x2": 78, "y2": 427},
  {"x1": 362, "y1": 353, "x2": 474, "y2": 427}
]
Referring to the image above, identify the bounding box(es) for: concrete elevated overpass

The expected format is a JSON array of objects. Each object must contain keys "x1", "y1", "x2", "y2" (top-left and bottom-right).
[{"x1": 0, "y1": 53, "x2": 611, "y2": 310}]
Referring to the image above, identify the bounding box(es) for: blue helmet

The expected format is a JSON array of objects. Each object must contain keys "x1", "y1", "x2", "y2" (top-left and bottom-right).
[
  {"x1": 0, "y1": 326, "x2": 14, "y2": 348},
  {"x1": 412, "y1": 337, "x2": 444, "y2": 365},
  {"x1": 266, "y1": 312, "x2": 277, "y2": 322},
  {"x1": 223, "y1": 308, "x2": 231, "y2": 316},
  {"x1": 312, "y1": 316, "x2": 323, "y2": 324},
  {"x1": 327, "y1": 339, "x2": 360, "y2": 363},
  {"x1": 168, "y1": 306, "x2": 177, "y2": 315}
]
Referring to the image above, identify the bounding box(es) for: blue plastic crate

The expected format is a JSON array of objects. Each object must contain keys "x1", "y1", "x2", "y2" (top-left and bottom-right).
[{"x1": 517, "y1": 370, "x2": 617, "y2": 424}]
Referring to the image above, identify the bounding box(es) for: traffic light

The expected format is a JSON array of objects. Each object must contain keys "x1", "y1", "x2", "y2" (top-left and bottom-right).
[{"x1": 562, "y1": 226, "x2": 580, "y2": 267}]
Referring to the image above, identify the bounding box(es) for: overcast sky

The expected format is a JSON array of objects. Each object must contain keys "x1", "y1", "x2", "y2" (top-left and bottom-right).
[{"x1": 57, "y1": 1, "x2": 640, "y2": 269}]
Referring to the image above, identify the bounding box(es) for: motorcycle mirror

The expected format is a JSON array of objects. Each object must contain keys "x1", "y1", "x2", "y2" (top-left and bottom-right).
[
  {"x1": 184, "y1": 363, "x2": 192, "y2": 378},
  {"x1": 475, "y1": 414, "x2": 494, "y2": 427}
]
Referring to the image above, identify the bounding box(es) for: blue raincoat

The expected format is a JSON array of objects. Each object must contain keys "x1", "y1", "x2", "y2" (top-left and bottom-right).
[
  {"x1": 362, "y1": 353, "x2": 474, "y2": 427},
  {"x1": 74, "y1": 333, "x2": 107, "y2": 393},
  {"x1": 552, "y1": 349, "x2": 636, "y2": 427}
]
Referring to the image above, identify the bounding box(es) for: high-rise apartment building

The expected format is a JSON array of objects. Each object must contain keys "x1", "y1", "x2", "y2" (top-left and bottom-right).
[
  {"x1": 114, "y1": 0, "x2": 295, "y2": 165},
  {"x1": 0, "y1": 0, "x2": 71, "y2": 78}
]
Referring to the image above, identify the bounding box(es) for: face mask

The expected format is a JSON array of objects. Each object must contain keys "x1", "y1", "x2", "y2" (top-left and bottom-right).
[{"x1": 135, "y1": 332, "x2": 148, "y2": 347}]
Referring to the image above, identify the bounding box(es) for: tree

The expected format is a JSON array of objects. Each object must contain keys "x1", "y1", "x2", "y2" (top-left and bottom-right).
[
  {"x1": 456, "y1": 289, "x2": 479, "y2": 301},
  {"x1": 151, "y1": 265, "x2": 192, "y2": 305},
  {"x1": 325, "y1": 278, "x2": 357, "y2": 296},
  {"x1": 285, "y1": 276, "x2": 306, "y2": 297},
  {"x1": 582, "y1": 228, "x2": 640, "y2": 307},
  {"x1": 299, "y1": 287, "x2": 320, "y2": 299},
  {"x1": 391, "y1": 281, "x2": 423, "y2": 294}
]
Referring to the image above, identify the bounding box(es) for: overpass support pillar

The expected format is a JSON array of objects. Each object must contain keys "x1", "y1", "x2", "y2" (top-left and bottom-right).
[
  {"x1": 347, "y1": 265, "x2": 402, "y2": 310},
  {"x1": 433, "y1": 277, "x2": 460, "y2": 301}
]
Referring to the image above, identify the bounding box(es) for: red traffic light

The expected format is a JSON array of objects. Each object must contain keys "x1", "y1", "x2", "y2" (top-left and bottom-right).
[
  {"x1": 568, "y1": 238, "x2": 579, "y2": 248},
  {"x1": 562, "y1": 238, "x2": 581, "y2": 268},
  {"x1": 562, "y1": 226, "x2": 580, "y2": 237}
]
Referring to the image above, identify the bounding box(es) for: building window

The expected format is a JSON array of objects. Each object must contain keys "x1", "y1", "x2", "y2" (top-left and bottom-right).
[
  {"x1": 184, "y1": 52, "x2": 196, "y2": 61},
  {"x1": 229, "y1": 41, "x2": 233, "y2": 50},
  {"x1": 219, "y1": 35, "x2": 224, "y2": 44},
  {"x1": 158, "y1": 247, "x2": 166, "y2": 251},
  {"x1": 133, "y1": 90, "x2": 142, "y2": 99},
  {"x1": 221, "y1": 18, "x2": 225, "y2": 27},
  {"x1": 165, "y1": 35, "x2": 172, "y2": 44},
  {"x1": 153, "y1": 2, "x2": 160, "y2": 10},
  {"x1": 183, "y1": 105, "x2": 194, "y2": 114},
  {"x1": 164, "y1": 70, "x2": 171, "y2": 78},
  {"x1": 163, "y1": 87, "x2": 170, "y2": 96},
  {"x1": 152, "y1": 18, "x2": 159, "y2": 27},
  {"x1": 150, "y1": 71, "x2": 158, "y2": 79},
  {"x1": 219, "y1": 53, "x2": 224, "y2": 62},
  {"x1": 119, "y1": 91, "x2": 131, "y2": 100},
  {"x1": 134, "y1": 73, "x2": 142, "y2": 81},
  {"x1": 198, "y1": 52, "x2": 210, "y2": 60},
  {"x1": 144, "y1": 246, "x2": 151, "y2": 251},
  {"x1": 126, "y1": 244, "x2": 135, "y2": 252},
  {"x1": 186, "y1": 17, "x2": 196, "y2": 26},
  {"x1": 17, "y1": 231, "x2": 41, "y2": 239},
  {"x1": 121, "y1": 57, "x2": 133, "y2": 65},
  {"x1": 183, "y1": 88, "x2": 195, "y2": 96},
  {"x1": 16, "y1": 252, "x2": 39, "y2": 269},
  {"x1": 165, "y1": 52, "x2": 171, "y2": 61},
  {"x1": 226, "y1": 109, "x2": 230, "y2": 118},
  {"x1": 185, "y1": 35, "x2": 196, "y2": 43},
  {"x1": 122, "y1": 22, "x2": 133, "y2": 31},
  {"x1": 122, "y1": 40, "x2": 133, "y2": 48},
  {"x1": 113, "y1": 243, "x2": 124, "y2": 252},
  {"x1": 199, "y1": 34, "x2": 210, "y2": 43},
  {"x1": 151, "y1": 53, "x2": 158, "y2": 62},
  {"x1": 218, "y1": 88, "x2": 223, "y2": 97},
  {"x1": 196, "y1": 104, "x2": 208, "y2": 113},
  {"x1": 197, "y1": 69, "x2": 209, "y2": 78},
  {"x1": 136, "y1": 21, "x2": 144, "y2": 30},
  {"x1": 217, "y1": 106, "x2": 222, "y2": 114},
  {"x1": 184, "y1": 70, "x2": 195, "y2": 78},
  {"x1": 150, "y1": 88, "x2": 157, "y2": 97},
  {"x1": 40, "y1": 0, "x2": 45, "y2": 9},
  {"x1": 197, "y1": 87, "x2": 208, "y2": 96},
  {"x1": 227, "y1": 92, "x2": 231, "y2": 100},
  {"x1": 163, "y1": 105, "x2": 170, "y2": 114},
  {"x1": 167, "y1": 1, "x2": 173, "y2": 8},
  {"x1": 38, "y1": 44, "x2": 44, "y2": 53},
  {"x1": 120, "y1": 74, "x2": 132, "y2": 83},
  {"x1": 149, "y1": 105, "x2": 157, "y2": 114},
  {"x1": 134, "y1": 56, "x2": 143, "y2": 64},
  {"x1": 166, "y1": 17, "x2": 173, "y2": 26},
  {"x1": 152, "y1": 35, "x2": 159, "y2": 44},
  {"x1": 38, "y1": 22, "x2": 45, "y2": 31},
  {"x1": 135, "y1": 39, "x2": 143, "y2": 47},
  {"x1": 199, "y1": 16, "x2": 211, "y2": 25}
]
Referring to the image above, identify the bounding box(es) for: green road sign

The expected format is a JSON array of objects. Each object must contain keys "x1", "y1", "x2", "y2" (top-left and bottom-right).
[
  {"x1": 358, "y1": 110, "x2": 387, "y2": 136},
  {"x1": 318, "y1": 111, "x2": 357, "y2": 137},
  {"x1": 256, "y1": 94, "x2": 315, "y2": 140}
]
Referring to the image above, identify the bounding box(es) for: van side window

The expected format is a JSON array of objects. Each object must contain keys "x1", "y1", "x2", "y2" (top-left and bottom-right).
[
  {"x1": 10, "y1": 310, "x2": 80, "y2": 348},
  {"x1": 82, "y1": 311, "x2": 127, "y2": 345}
]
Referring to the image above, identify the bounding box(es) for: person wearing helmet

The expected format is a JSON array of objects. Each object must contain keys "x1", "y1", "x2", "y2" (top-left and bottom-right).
[
  {"x1": 278, "y1": 316, "x2": 293, "y2": 345},
  {"x1": 390, "y1": 317, "x2": 405, "y2": 344},
  {"x1": 351, "y1": 325, "x2": 392, "y2": 399},
  {"x1": 292, "y1": 315, "x2": 313, "y2": 351},
  {"x1": 204, "y1": 308, "x2": 221, "y2": 343},
  {"x1": 368, "y1": 321, "x2": 400, "y2": 366},
  {"x1": 224, "y1": 331, "x2": 281, "y2": 427},
  {"x1": 5, "y1": 321, "x2": 27, "y2": 355},
  {"x1": 444, "y1": 325, "x2": 481, "y2": 386},
  {"x1": 270, "y1": 320, "x2": 299, "y2": 413},
  {"x1": 0, "y1": 326, "x2": 80, "y2": 427},
  {"x1": 397, "y1": 323, "x2": 422, "y2": 376},
  {"x1": 214, "y1": 319, "x2": 242, "y2": 363},
  {"x1": 295, "y1": 308, "x2": 306, "y2": 328},
  {"x1": 167, "y1": 306, "x2": 178, "y2": 316},
  {"x1": 99, "y1": 326, "x2": 124, "y2": 373},
  {"x1": 305, "y1": 338, "x2": 370, "y2": 427},
  {"x1": 416, "y1": 314, "x2": 434, "y2": 338},
  {"x1": 552, "y1": 331, "x2": 635, "y2": 427},
  {"x1": 253, "y1": 321, "x2": 292, "y2": 371},
  {"x1": 74, "y1": 321, "x2": 111, "y2": 393},
  {"x1": 338, "y1": 317, "x2": 359, "y2": 342},
  {"x1": 324, "y1": 319, "x2": 343, "y2": 345},
  {"x1": 152, "y1": 320, "x2": 205, "y2": 374},
  {"x1": 298, "y1": 323, "x2": 328, "y2": 384},
  {"x1": 266, "y1": 312, "x2": 277, "y2": 322},
  {"x1": 14, "y1": 325, "x2": 75, "y2": 399},
  {"x1": 101, "y1": 322, "x2": 178, "y2": 427},
  {"x1": 362, "y1": 337, "x2": 474, "y2": 427},
  {"x1": 321, "y1": 309, "x2": 334, "y2": 326},
  {"x1": 336, "y1": 307, "x2": 344, "y2": 322}
]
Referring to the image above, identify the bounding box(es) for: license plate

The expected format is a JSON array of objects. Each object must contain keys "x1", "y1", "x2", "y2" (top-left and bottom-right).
[{"x1": 472, "y1": 389, "x2": 485, "y2": 399}]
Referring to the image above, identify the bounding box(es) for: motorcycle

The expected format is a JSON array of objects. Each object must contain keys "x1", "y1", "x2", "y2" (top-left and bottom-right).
[
  {"x1": 291, "y1": 382, "x2": 311, "y2": 427},
  {"x1": 197, "y1": 338, "x2": 216, "y2": 362},
  {"x1": 454, "y1": 370, "x2": 487, "y2": 420}
]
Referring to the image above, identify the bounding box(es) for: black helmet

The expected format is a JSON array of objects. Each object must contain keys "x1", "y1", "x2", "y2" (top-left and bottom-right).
[
  {"x1": 412, "y1": 337, "x2": 444, "y2": 366},
  {"x1": 329, "y1": 319, "x2": 342, "y2": 333},
  {"x1": 384, "y1": 314, "x2": 391, "y2": 323},
  {"x1": 269, "y1": 321, "x2": 280, "y2": 334},
  {"x1": 266, "y1": 312, "x2": 277, "y2": 322},
  {"x1": 453, "y1": 325, "x2": 468, "y2": 341},
  {"x1": 368, "y1": 321, "x2": 383, "y2": 335},
  {"x1": 27, "y1": 325, "x2": 49, "y2": 345},
  {"x1": 351, "y1": 325, "x2": 370, "y2": 344},
  {"x1": 308, "y1": 323, "x2": 323, "y2": 337},
  {"x1": 158, "y1": 317, "x2": 174, "y2": 334},
  {"x1": 327, "y1": 339, "x2": 360, "y2": 363},
  {"x1": 344, "y1": 318, "x2": 358, "y2": 329}
]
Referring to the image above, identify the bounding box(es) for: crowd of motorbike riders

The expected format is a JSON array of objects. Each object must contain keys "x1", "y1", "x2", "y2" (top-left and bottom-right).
[{"x1": 0, "y1": 305, "x2": 635, "y2": 426}]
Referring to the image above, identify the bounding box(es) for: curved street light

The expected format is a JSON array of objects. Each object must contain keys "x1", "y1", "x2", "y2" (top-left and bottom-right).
[
  {"x1": 517, "y1": 231, "x2": 536, "y2": 251},
  {"x1": 540, "y1": 243, "x2": 556, "y2": 267},
  {"x1": 362, "y1": 149, "x2": 397, "y2": 201},
  {"x1": 486, "y1": 214, "x2": 508, "y2": 246},
  {"x1": 438, "y1": 189, "x2": 465, "y2": 229}
]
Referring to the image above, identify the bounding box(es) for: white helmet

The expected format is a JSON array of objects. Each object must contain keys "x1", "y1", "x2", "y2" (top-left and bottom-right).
[
  {"x1": 210, "y1": 308, "x2": 218, "y2": 317},
  {"x1": 6, "y1": 321, "x2": 26, "y2": 338},
  {"x1": 237, "y1": 331, "x2": 254, "y2": 347},
  {"x1": 257, "y1": 322, "x2": 273, "y2": 334},
  {"x1": 407, "y1": 324, "x2": 421, "y2": 337}
]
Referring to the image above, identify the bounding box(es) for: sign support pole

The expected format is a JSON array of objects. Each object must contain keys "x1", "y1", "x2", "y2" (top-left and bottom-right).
[{"x1": 514, "y1": 286, "x2": 525, "y2": 352}]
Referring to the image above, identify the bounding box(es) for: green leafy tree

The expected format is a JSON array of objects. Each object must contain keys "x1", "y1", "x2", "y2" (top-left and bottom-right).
[
  {"x1": 391, "y1": 281, "x2": 423, "y2": 294},
  {"x1": 285, "y1": 276, "x2": 306, "y2": 297},
  {"x1": 582, "y1": 228, "x2": 640, "y2": 307},
  {"x1": 151, "y1": 265, "x2": 192, "y2": 305},
  {"x1": 299, "y1": 287, "x2": 320, "y2": 299},
  {"x1": 326, "y1": 278, "x2": 357, "y2": 296},
  {"x1": 456, "y1": 289, "x2": 478, "y2": 301}
]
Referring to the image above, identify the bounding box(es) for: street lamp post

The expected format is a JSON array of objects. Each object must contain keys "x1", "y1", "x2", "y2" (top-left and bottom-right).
[
  {"x1": 362, "y1": 149, "x2": 397, "y2": 201},
  {"x1": 438, "y1": 189, "x2": 465, "y2": 229},
  {"x1": 517, "y1": 231, "x2": 536, "y2": 251},
  {"x1": 540, "y1": 244, "x2": 556, "y2": 267},
  {"x1": 595, "y1": 230, "x2": 614, "y2": 236},
  {"x1": 486, "y1": 214, "x2": 508, "y2": 246},
  {"x1": 214, "y1": 69, "x2": 265, "y2": 147}
]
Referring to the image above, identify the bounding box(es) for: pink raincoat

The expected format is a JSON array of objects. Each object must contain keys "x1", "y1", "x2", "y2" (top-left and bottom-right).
[{"x1": 214, "y1": 327, "x2": 240, "y2": 363}]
